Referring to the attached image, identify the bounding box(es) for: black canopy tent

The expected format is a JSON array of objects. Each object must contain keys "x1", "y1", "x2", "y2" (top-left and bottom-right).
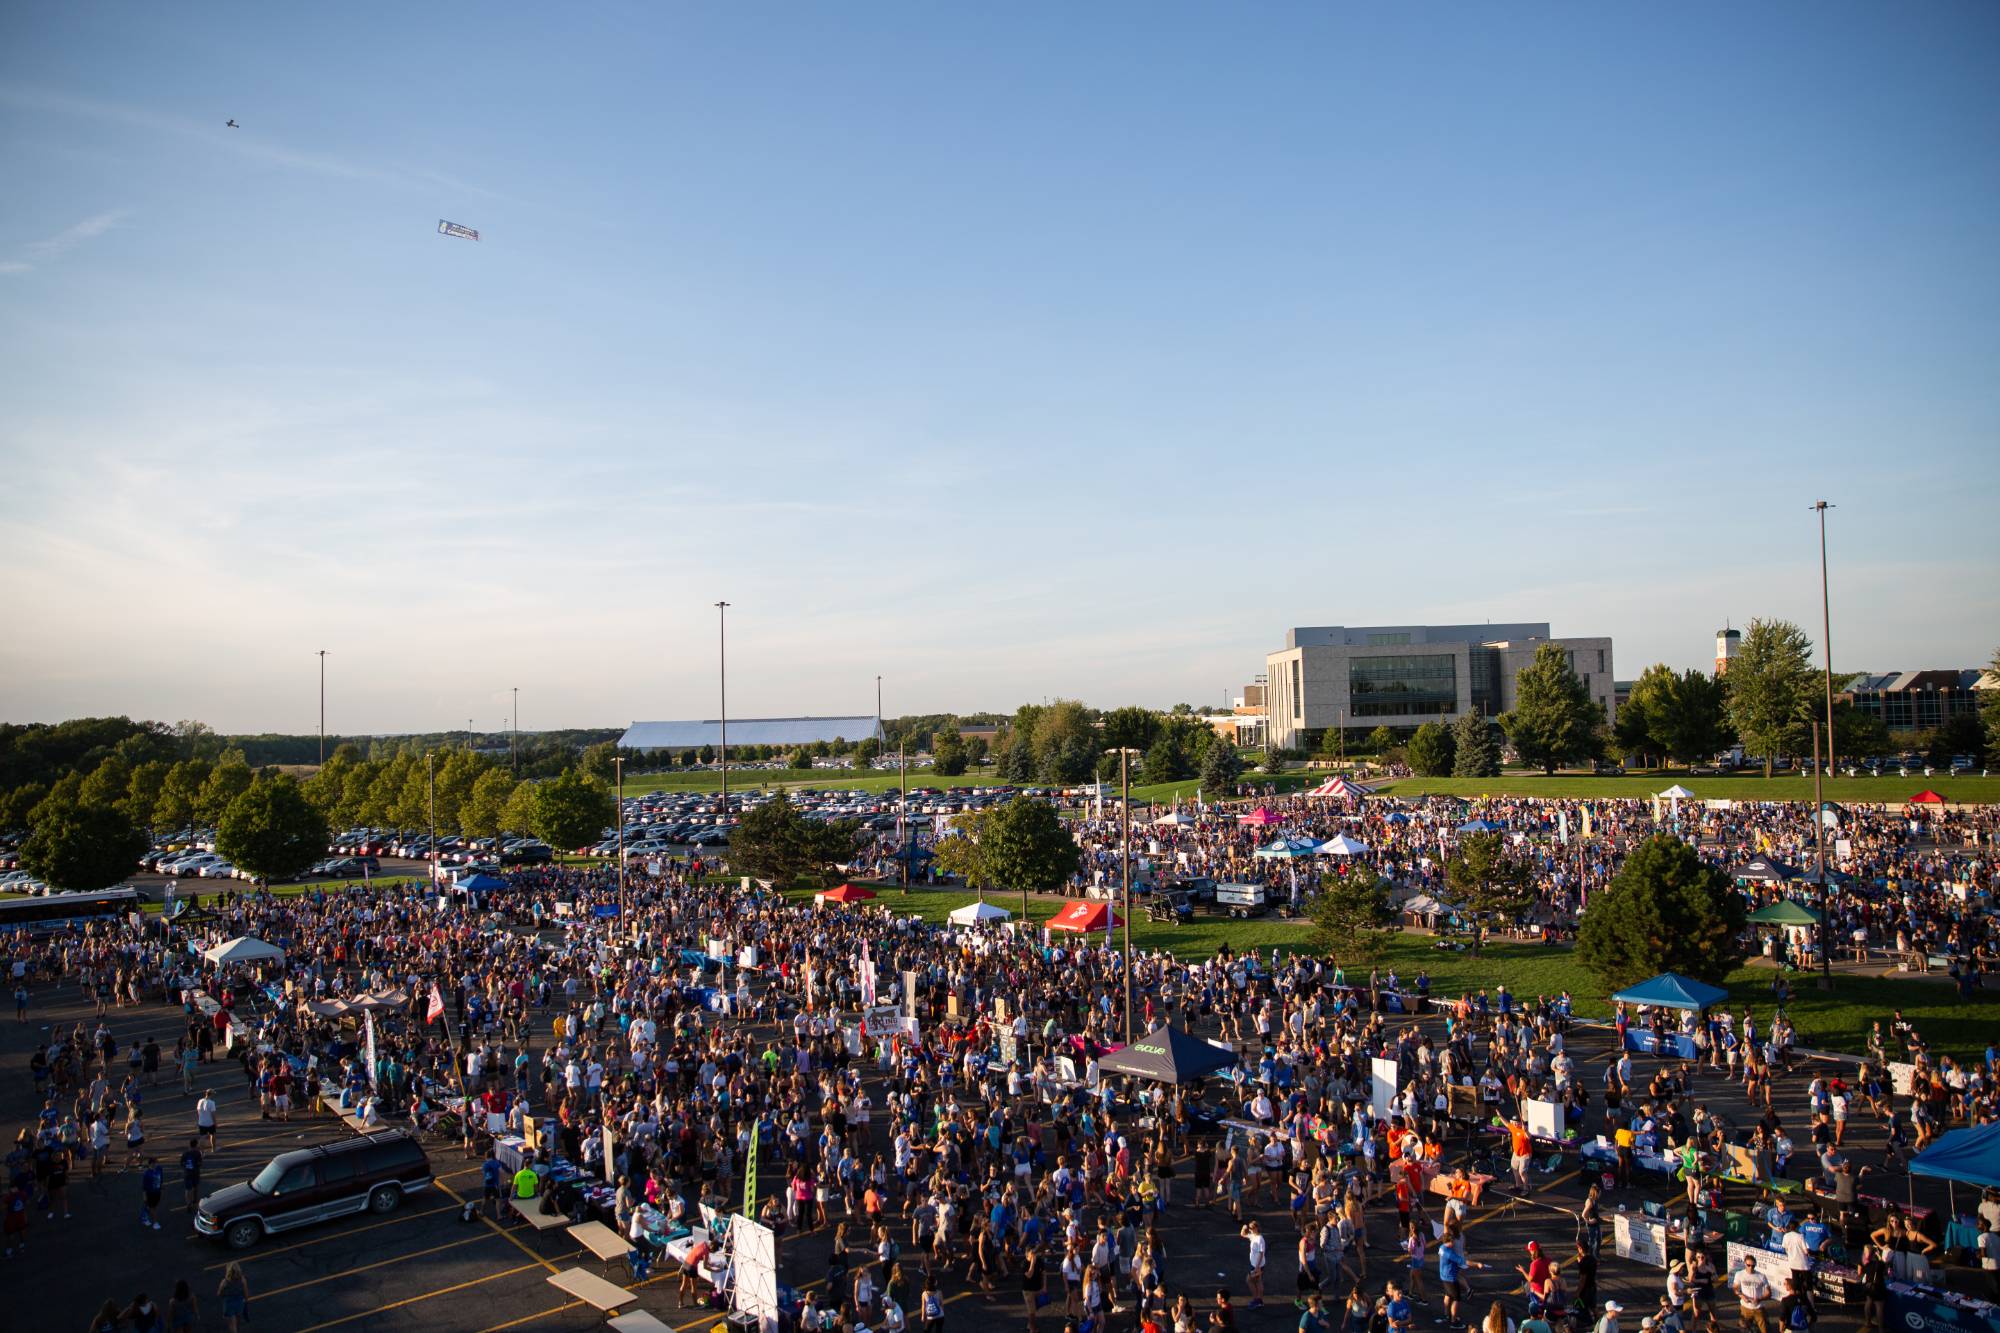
[{"x1": 1098, "y1": 1024, "x2": 1239, "y2": 1084}]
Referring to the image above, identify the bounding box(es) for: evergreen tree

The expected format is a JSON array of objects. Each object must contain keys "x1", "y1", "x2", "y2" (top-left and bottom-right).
[
  {"x1": 1141, "y1": 734, "x2": 1191, "y2": 784},
  {"x1": 1577, "y1": 833, "x2": 1747, "y2": 987},
  {"x1": 1443, "y1": 832, "x2": 1532, "y2": 942},
  {"x1": 1308, "y1": 864, "x2": 1398, "y2": 968},
  {"x1": 1450, "y1": 712, "x2": 1500, "y2": 777},
  {"x1": 1199, "y1": 738, "x2": 1243, "y2": 793},
  {"x1": 1406, "y1": 722, "x2": 1456, "y2": 777},
  {"x1": 1500, "y1": 643, "x2": 1602, "y2": 774}
]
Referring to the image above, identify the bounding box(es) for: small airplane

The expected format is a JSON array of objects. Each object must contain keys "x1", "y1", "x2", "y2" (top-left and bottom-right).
[{"x1": 225, "y1": 119, "x2": 238, "y2": 128}]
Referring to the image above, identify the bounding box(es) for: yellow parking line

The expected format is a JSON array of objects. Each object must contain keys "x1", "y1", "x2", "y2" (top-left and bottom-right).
[
  {"x1": 477, "y1": 1300, "x2": 586, "y2": 1331},
  {"x1": 251, "y1": 1231, "x2": 508, "y2": 1300},
  {"x1": 433, "y1": 1177, "x2": 564, "y2": 1274},
  {"x1": 204, "y1": 1202, "x2": 462, "y2": 1269},
  {"x1": 292, "y1": 1260, "x2": 549, "y2": 1333}
]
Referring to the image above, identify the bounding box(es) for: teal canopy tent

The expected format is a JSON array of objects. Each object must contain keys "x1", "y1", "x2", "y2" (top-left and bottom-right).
[{"x1": 1611, "y1": 972, "x2": 1728, "y2": 1012}]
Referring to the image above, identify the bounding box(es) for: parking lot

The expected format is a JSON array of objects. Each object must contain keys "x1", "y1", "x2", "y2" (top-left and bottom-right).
[{"x1": 11, "y1": 947, "x2": 1948, "y2": 1333}]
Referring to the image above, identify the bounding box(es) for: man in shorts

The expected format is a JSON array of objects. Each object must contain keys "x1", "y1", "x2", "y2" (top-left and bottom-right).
[
  {"x1": 195, "y1": 1090, "x2": 218, "y2": 1149},
  {"x1": 180, "y1": 1139, "x2": 203, "y2": 1212},
  {"x1": 482, "y1": 1149, "x2": 506, "y2": 1220}
]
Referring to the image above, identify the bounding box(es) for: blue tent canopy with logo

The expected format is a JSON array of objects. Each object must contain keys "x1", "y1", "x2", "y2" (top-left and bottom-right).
[
  {"x1": 1457, "y1": 819, "x2": 1503, "y2": 834},
  {"x1": 457, "y1": 873, "x2": 508, "y2": 892},
  {"x1": 1610, "y1": 972, "x2": 1728, "y2": 1012},
  {"x1": 1911, "y1": 1122, "x2": 2000, "y2": 1190}
]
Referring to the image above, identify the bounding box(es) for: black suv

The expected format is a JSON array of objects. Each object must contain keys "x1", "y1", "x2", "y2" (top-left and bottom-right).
[{"x1": 195, "y1": 1130, "x2": 434, "y2": 1249}]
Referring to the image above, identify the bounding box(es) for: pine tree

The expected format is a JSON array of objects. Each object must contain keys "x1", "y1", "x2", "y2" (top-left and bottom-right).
[
  {"x1": 1450, "y1": 713, "x2": 1500, "y2": 777},
  {"x1": 1500, "y1": 643, "x2": 1602, "y2": 774}
]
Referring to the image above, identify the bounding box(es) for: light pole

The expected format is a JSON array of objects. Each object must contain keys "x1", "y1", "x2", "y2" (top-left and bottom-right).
[
  {"x1": 317, "y1": 650, "x2": 327, "y2": 765},
  {"x1": 511, "y1": 687, "x2": 519, "y2": 775},
  {"x1": 716, "y1": 602, "x2": 731, "y2": 815},
  {"x1": 426, "y1": 752, "x2": 438, "y2": 894},
  {"x1": 1812, "y1": 501, "x2": 1837, "y2": 777},
  {"x1": 615, "y1": 754, "x2": 626, "y2": 926},
  {"x1": 876, "y1": 675, "x2": 883, "y2": 751},
  {"x1": 1107, "y1": 746, "x2": 1142, "y2": 1044},
  {"x1": 1811, "y1": 720, "x2": 1832, "y2": 991}
]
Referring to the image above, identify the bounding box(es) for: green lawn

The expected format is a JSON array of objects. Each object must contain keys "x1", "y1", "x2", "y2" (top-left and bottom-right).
[
  {"x1": 1369, "y1": 935, "x2": 1999, "y2": 1059},
  {"x1": 1375, "y1": 774, "x2": 2000, "y2": 804}
]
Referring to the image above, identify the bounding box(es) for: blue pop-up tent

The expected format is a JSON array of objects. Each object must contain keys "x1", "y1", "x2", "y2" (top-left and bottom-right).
[
  {"x1": 457, "y1": 873, "x2": 507, "y2": 892},
  {"x1": 1911, "y1": 1122, "x2": 2000, "y2": 1190},
  {"x1": 1611, "y1": 972, "x2": 1728, "y2": 1012}
]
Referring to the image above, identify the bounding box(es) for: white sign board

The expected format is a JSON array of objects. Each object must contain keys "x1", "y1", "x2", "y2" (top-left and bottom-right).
[
  {"x1": 1525, "y1": 1097, "x2": 1562, "y2": 1142},
  {"x1": 1370, "y1": 1056, "x2": 1399, "y2": 1120},
  {"x1": 1616, "y1": 1213, "x2": 1670, "y2": 1268},
  {"x1": 732, "y1": 1215, "x2": 781, "y2": 1333}
]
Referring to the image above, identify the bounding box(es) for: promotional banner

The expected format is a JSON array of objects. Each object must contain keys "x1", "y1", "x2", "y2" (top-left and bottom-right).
[
  {"x1": 1370, "y1": 1056, "x2": 1398, "y2": 1119},
  {"x1": 742, "y1": 1125, "x2": 759, "y2": 1217},
  {"x1": 364, "y1": 1010, "x2": 379, "y2": 1090},
  {"x1": 1615, "y1": 1213, "x2": 1669, "y2": 1268}
]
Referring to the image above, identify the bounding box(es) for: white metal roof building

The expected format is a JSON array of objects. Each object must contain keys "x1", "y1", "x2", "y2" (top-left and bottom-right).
[{"x1": 618, "y1": 716, "x2": 884, "y2": 752}]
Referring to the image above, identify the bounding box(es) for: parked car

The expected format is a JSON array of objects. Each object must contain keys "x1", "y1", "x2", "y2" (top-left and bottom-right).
[{"x1": 195, "y1": 1130, "x2": 434, "y2": 1250}]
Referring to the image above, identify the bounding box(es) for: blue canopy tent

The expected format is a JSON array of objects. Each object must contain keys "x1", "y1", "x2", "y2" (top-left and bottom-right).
[
  {"x1": 1611, "y1": 973, "x2": 1728, "y2": 1011},
  {"x1": 1909, "y1": 1120, "x2": 2000, "y2": 1217},
  {"x1": 1611, "y1": 973, "x2": 1728, "y2": 1059},
  {"x1": 1912, "y1": 1122, "x2": 2000, "y2": 1189},
  {"x1": 456, "y1": 873, "x2": 507, "y2": 893},
  {"x1": 1457, "y1": 819, "x2": 1504, "y2": 834}
]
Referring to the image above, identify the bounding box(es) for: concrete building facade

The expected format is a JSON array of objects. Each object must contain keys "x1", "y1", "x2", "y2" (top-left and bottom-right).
[{"x1": 1264, "y1": 623, "x2": 1615, "y2": 751}]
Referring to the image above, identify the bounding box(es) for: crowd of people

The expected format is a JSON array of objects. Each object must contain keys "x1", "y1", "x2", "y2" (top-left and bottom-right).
[{"x1": 5, "y1": 787, "x2": 1998, "y2": 1332}]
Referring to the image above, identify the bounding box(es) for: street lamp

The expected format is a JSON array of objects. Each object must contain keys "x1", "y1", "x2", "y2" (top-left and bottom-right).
[
  {"x1": 511, "y1": 687, "x2": 519, "y2": 775},
  {"x1": 426, "y1": 752, "x2": 438, "y2": 894},
  {"x1": 1812, "y1": 502, "x2": 1837, "y2": 775},
  {"x1": 716, "y1": 602, "x2": 730, "y2": 816},
  {"x1": 1106, "y1": 746, "x2": 1143, "y2": 1044},
  {"x1": 615, "y1": 754, "x2": 626, "y2": 927}
]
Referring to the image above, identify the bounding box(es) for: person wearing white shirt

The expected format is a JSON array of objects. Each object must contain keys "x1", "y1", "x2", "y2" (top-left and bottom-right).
[{"x1": 1780, "y1": 1222, "x2": 1812, "y2": 1287}]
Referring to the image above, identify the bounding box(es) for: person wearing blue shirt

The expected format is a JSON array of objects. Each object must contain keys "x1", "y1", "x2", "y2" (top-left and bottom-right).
[
  {"x1": 139, "y1": 1158, "x2": 164, "y2": 1230},
  {"x1": 1384, "y1": 1281, "x2": 1413, "y2": 1333},
  {"x1": 481, "y1": 1151, "x2": 507, "y2": 1220}
]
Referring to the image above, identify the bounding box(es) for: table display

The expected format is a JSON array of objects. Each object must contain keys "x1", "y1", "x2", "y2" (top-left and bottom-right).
[
  {"x1": 1615, "y1": 1212, "x2": 1671, "y2": 1269},
  {"x1": 1886, "y1": 1281, "x2": 2000, "y2": 1333}
]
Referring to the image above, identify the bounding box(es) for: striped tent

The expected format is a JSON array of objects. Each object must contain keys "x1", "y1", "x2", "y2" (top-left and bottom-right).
[{"x1": 1305, "y1": 777, "x2": 1375, "y2": 800}]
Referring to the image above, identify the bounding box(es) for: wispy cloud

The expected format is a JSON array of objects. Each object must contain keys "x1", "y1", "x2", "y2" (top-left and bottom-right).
[
  {"x1": 0, "y1": 86, "x2": 502, "y2": 200},
  {"x1": 0, "y1": 209, "x2": 126, "y2": 275}
]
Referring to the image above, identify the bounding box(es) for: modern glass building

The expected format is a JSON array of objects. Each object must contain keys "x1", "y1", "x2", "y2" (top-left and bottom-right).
[{"x1": 1264, "y1": 623, "x2": 1615, "y2": 750}]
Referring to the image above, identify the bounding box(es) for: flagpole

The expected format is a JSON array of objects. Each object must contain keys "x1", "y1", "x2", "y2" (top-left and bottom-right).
[{"x1": 430, "y1": 980, "x2": 478, "y2": 1157}]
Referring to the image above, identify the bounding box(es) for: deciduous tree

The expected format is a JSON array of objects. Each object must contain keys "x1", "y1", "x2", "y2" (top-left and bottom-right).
[
  {"x1": 22, "y1": 798, "x2": 148, "y2": 891},
  {"x1": 1723, "y1": 618, "x2": 1818, "y2": 775},
  {"x1": 531, "y1": 769, "x2": 617, "y2": 853},
  {"x1": 218, "y1": 776, "x2": 331, "y2": 883}
]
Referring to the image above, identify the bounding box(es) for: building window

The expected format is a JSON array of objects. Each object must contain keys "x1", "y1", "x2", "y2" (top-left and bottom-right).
[
  {"x1": 1597, "y1": 649, "x2": 1606, "y2": 673},
  {"x1": 1469, "y1": 648, "x2": 1502, "y2": 717},
  {"x1": 1349, "y1": 654, "x2": 1457, "y2": 717},
  {"x1": 1366, "y1": 632, "x2": 1411, "y2": 647},
  {"x1": 1292, "y1": 659, "x2": 1302, "y2": 719}
]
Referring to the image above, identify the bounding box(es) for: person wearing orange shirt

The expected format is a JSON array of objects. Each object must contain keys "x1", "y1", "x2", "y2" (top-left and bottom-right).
[{"x1": 1508, "y1": 1118, "x2": 1533, "y2": 1192}]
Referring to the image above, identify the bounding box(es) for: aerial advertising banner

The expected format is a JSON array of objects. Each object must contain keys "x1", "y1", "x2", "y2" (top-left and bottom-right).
[{"x1": 437, "y1": 219, "x2": 480, "y2": 241}]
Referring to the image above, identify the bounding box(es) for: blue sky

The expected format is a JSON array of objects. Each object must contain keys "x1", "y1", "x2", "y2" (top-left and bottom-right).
[{"x1": 2, "y1": 4, "x2": 1996, "y2": 733}]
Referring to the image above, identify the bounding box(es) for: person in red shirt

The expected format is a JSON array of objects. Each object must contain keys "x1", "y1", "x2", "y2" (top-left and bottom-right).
[{"x1": 1517, "y1": 1240, "x2": 1554, "y2": 1302}]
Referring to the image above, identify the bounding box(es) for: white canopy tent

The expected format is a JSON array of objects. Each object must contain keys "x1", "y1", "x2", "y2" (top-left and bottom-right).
[
  {"x1": 1315, "y1": 833, "x2": 1370, "y2": 856},
  {"x1": 947, "y1": 900, "x2": 1012, "y2": 925},
  {"x1": 1658, "y1": 784, "x2": 1697, "y2": 799},
  {"x1": 1151, "y1": 812, "x2": 1197, "y2": 827},
  {"x1": 203, "y1": 936, "x2": 285, "y2": 967}
]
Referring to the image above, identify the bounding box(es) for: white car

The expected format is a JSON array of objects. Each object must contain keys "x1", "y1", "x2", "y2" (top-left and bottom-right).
[{"x1": 200, "y1": 862, "x2": 238, "y2": 878}]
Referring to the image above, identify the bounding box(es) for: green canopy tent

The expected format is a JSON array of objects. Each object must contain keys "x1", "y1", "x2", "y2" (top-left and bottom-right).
[{"x1": 1746, "y1": 900, "x2": 1823, "y2": 926}]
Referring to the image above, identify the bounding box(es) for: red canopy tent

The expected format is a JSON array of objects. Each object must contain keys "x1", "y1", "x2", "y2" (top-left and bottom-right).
[
  {"x1": 819, "y1": 883, "x2": 878, "y2": 903},
  {"x1": 1305, "y1": 777, "x2": 1376, "y2": 800},
  {"x1": 1236, "y1": 807, "x2": 1282, "y2": 826},
  {"x1": 1048, "y1": 900, "x2": 1121, "y2": 933},
  {"x1": 1909, "y1": 790, "x2": 1947, "y2": 805}
]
